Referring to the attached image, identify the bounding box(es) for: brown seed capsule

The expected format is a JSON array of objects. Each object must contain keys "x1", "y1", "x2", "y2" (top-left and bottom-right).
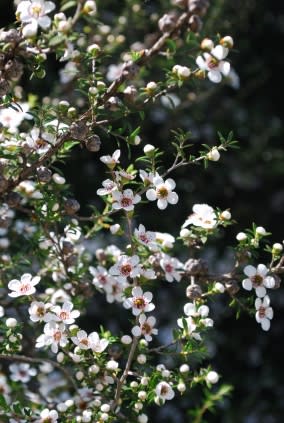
[
  {"x1": 270, "y1": 274, "x2": 281, "y2": 289},
  {"x1": 62, "y1": 240, "x2": 74, "y2": 255},
  {"x1": 0, "y1": 175, "x2": 9, "y2": 193},
  {"x1": 184, "y1": 258, "x2": 208, "y2": 276},
  {"x1": 158, "y1": 13, "x2": 177, "y2": 33},
  {"x1": 65, "y1": 254, "x2": 77, "y2": 267},
  {"x1": 70, "y1": 121, "x2": 88, "y2": 140},
  {"x1": 186, "y1": 283, "x2": 203, "y2": 299},
  {"x1": 0, "y1": 78, "x2": 10, "y2": 96},
  {"x1": 188, "y1": 0, "x2": 210, "y2": 16},
  {"x1": 225, "y1": 280, "x2": 240, "y2": 296},
  {"x1": 1, "y1": 29, "x2": 21, "y2": 43},
  {"x1": 188, "y1": 14, "x2": 203, "y2": 33},
  {"x1": 106, "y1": 96, "x2": 121, "y2": 111},
  {"x1": 4, "y1": 59, "x2": 23, "y2": 79},
  {"x1": 64, "y1": 198, "x2": 80, "y2": 215},
  {"x1": 172, "y1": 0, "x2": 188, "y2": 8},
  {"x1": 36, "y1": 166, "x2": 52, "y2": 183},
  {"x1": 85, "y1": 134, "x2": 101, "y2": 152},
  {"x1": 5, "y1": 191, "x2": 21, "y2": 207},
  {"x1": 0, "y1": 53, "x2": 6, "y2": 70}
]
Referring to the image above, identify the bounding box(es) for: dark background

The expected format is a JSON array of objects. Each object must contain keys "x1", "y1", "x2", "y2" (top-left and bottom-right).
[{"x1": 1, "y1": 0, "x2": 284, "y2": 422}]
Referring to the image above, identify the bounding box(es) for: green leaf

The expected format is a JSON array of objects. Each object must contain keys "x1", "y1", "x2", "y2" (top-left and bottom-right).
[
  {"x1": 49, "y1": 34, "x2": 66, "y2": 47},
  {"x1": 60, "y1": 0, "x2": 77, "y2": 12},
  {"x1": 0, "y1": 394, "x2": 8, "y2": 411}
]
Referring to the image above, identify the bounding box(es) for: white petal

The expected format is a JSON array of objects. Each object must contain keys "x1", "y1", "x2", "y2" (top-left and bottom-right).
[
  {"x1": 196, "y1": 55, "x2": 206, "y2": 70},
  {"x1": 132, "y1": 326, "x2": 141, "y2": 337},
  {"x1": 264, "y1": 276, "x2": 275, "y2": 289},
  {"x1": 266, "y1": 307, "x2": 273, "y2": 320},
  {"x1": 38, "y1": 16, "x2": 51, "y2": 29},
  {"x1": 242, "y1": 278, "x2": 252, "y2": 291},
  {"x1": 211, "y1": 45, "x2": 227, "y2": 60},
  {"x1": 257, "y1": 264, "x2": 268, "y2": 277},
  {"x1": 184, "y1": 303, "x2": 196, "y2": 316},
  {"x1": 146, "y1": 189, "x2": 157, "y2": 201},
  {"x1": 244, "y1": 265, "x2": 256, "y2": 277},
  {"x1": 157, "y1": 199, "x2": 168, "y2": 210},
  {"x1": 255, "y1": 286, "x2": 266, "y2": 298},
  {"x1": 260, "y1": 318, "x2": 270, "y2": 331},
  {"x1": 220, "y1": 61, "x2": 230, "y2": 76},
  {"x1": 208, "y1": 70, "x2": 222, "y2": 83},
  {"x1": 255, "y1": 297, "x2": 262, "y2": 309},
  {"x1": 165, "y1": 178, "x2": 176, "y2": 190},
  {"x1": 167, "y1": 192, "x2": 179, "y2": 205}
]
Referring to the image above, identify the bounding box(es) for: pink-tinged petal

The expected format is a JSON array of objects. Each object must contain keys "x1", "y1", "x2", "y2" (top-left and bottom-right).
[
  {"x1": 77, "y1": 330, "x2": 88, "y2": 339},
  {"x1": 63, "y1": 301, "x2": 72, "y2": 312},
  {"x1": 8, "y1": 279, "x2": 20, "y2": 290},
  {"x1": 255, "y1": 297, "x2": 262, "y2": 309},
  {"x1": 146, "y1": 189, "x2": 157, "y2": 201},
  {"x1": 261, "y1": 318, "x2": 270, "y2": 331},
  {"x1": 167, "y1": 192, "x2": 179, "y2": 205},
  {"x1": 255, "y1": 311, "x2": 261, "y2": 323},
  {"x1": 148, "y1": 316, "x2": 156, "y2": 326},
  {"x1": 123, "y1": 299, "x2": 132, "y2": 309},
  {"x1": 144, "y1": 291, "x2": 153, "y2": 302},
  {"x1": 99, "y1": 339, "x2": 109, "y2": 352},
  {"x1": 165, "y1": 178, "x2": 176, "y2": 190},
  {"x1": 208, "y1": 70, "x2": 222, "y2": 83},
  {"x1": 196, "y1": 55, "x2": 206, "y2": 70},
  {"x1": 145, "y1": 303, "x2": 155, "y2": 312},
  {"x1": 112, "y1": 191, "x2": 121, "y2": 201},
  {"x1": 89, "y1": 332, "x2": 99, "y2": 343},
  {"x1": 242, "y1": 278, "x2": 252, "y2": 291},
  {"x1": 132, "y1": 326, "x2": 141, "y2": 337},
  {"x1": 51, "y1": 343, "x2": 58, "y2": 353},
  {"x1": 256, "y1": 264, "x2": 268, "y2": 277},
  {"x1": 219, "y1": 61, "x2": 230, "y2": 76},
  {"x1": 131, "y1": 255, "x2": 140, "y2": 266},
  {"x1": 255, "y1": 286, "x2": 266, "y2": 298},
  {"x1": 264, "y1": 276, "x2": 275, "y2": 289},
  {"x1": 132, "y1": 286, "x2": 143, "y2": 297},
  {"x1": 157, "y1": 199, "x2": 168, "y2": 210},
  {"x1": 38, "y1": 15, "x2": 51, "y2": 29},
  {"x1": 165, "y1": 273, "x2": 174, "y2": 282},
  {"x1": 113, "y1": 149, "x2": 121, "y2": 161},
  {"x1": 243, "y1": 265, "x2": 256, "y2": 277}
]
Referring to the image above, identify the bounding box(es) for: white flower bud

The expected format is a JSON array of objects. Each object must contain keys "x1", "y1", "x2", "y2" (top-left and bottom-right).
[
  {"x1": 6, "y1": 317, "x2": 17, "y2": 328},
  {"x1": 9, "y1": 335, "x2": 17, "y2": 343},
  {"x1": 130, "y1": 381, "x2": 139, "y2": 388},
  {"x1": 236, "y1": 232, "x2": 247, "y2": 241},
  {"x1": 214, "y1": 282, "x2": 225, "y2": 293},
  {"x1": 207, "y1": 147, "x2": 220, "y2": 162},
  {"x1": 76, "y1": 371, "x2": 84, "y2": 381},
  {"x1": 140, "y1": 376, "x2": 149, "y2": 386},
  {"x1": 255, "y1": 226, "x2": 267, "y2": 236},
  {"x1": 134, "y1": 402, "x2": 143, "y2": 411},
  {"x1": 145, "y1": 81, "x2": 157, "y2": 92},
  {"x1": 220, "y1": 36, "x2": 234, "y2": 49},
  {"x1": 134, "y1": 135, "x2": 141, "y2": 145},
  {"x1": 96, "y1": 383, "x2": 104, "y2": 391},
  {"x1": 65, "y1": 399, "x2": 74, "y2": 408},
  {"x1": 89, "y1": 364, "x2": 100, "y2": 374},
  {"x1": 220, "y1": 210, "x2": 231, "y2": 220},
  {"x1": 121, "y1": 335, "x2": 132, "y2": 344},
  {"x1": 57, "y1": 403, "x2": 67, "y2": 412},
  {"x1": 57, "y1": 352, "x2": 64, "y2": 363},
  {"x1": 201, "y1": 38, "x2": 214, "y2": 51},
  {"x1": 87, "y1": 43, "x2": 101, "y2": 56},
  {"x1": 206, "y1": 370, "x2": 219, "y2": 384},
  {"x1": 52, "y1": 173, "x2": 66, "y2": 185},
  {"x1": 83, "y1": 0, "x2": 97, "y2": 15},
  {"x1": 110, "y1": 224, "x2": 121, "y2": 234},
  {"x1": 137, "y1": 354, "x2": 147, "y2": 364},
  {"x1": 143, "y1": 144, "x2": 155, "y2": 155},
  {"x1": 100, "y1": 413, "x2": 109, "y2": 421},
  {"x1": 161, "y1": 369, "x2": 170, "y2": 378},
  {"x1": 138, "y1": 414, "x2": 148, "y2": 423},
  {"x1": 138, "y1": 391, "x2": 147, "y2": 401},
  {"x1": 106, "y1": 360, "x2": 119, "y2": 370},
  {"x1": 179, "y1": 364, "x2": 190, "y2": 373},
  {"x1": 180, "y1": 228, "x2": 190, "y2": 238},
  {"x1": 273, "y1": 243, "x2": 283, "y2": 253},
  {"x1": 100, "y1": 404, "x2": 110, "y2": 413},
  {"x1": 177, "y1": 382, "x2": 186, "y2": 392}
]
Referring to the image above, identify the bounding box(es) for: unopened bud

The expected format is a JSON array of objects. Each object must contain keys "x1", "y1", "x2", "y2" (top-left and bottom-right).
[
  {"x1": 188, "y1": 14, "x2": 203, "y2": 33},
  {"x1": 186, "y1": 283, "x2": 202, "y2": 300},
  {"x1": 143, "y1": 144, "x2": 155, "y2": 155},
  {"x1": 220, "y1": 36, "x2": 234, "y2": 49},
  {"x1": 172, "y1": 0, "x2": 187, "y2": 8},
  {"x1": 87, "y1": 43, "x2": 101, "y2": 56},
  {"x1": 83, "y1": 0, "x2": 97, "y2": 15},
  {"x1": 272, "y1": 243, "x2": 283, "y2": 254},
  {"x1": 70, "y1": 121, "x2": 88, "y2": 140},
  {"x1": 207, "y1": 147, "x2": 220, "y2": 161},
  {"x1": 220, "y1": 210, "x2": 231, "y2": 220},
  {"x1": 145, "y1": 81, "x2": 157, "y2": 95},
  {"x1": 64, "y1": 198, "x2": 80, "y2": 215},
  {"x1": 201, "y1": 38, "x2": 214, "y2": 51}
]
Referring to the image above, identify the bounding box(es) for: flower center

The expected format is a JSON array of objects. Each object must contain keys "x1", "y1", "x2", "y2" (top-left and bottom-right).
[
  {"x1": 206, "y1": 57, "x2": 218, "y2": 69},
  {"x1": 37, "y1": 306, "x2": 45, "y2": 317},
  {"x1": 31, "y1": 5, "x2": 43, "y2": 17},
  {"x1": 258, "y1": 306, "x2": 266, "y2": 319},
  {"x1": 157, "y1": 186, "x2": 168, "y2": 199},
  {"x1": 251, "y1": 274, "x2": 263, "y2": 286},
  {"x1": 20, "y1": 283, "x2": 31, "y2": 293},
  {"x1": 142, "y1": 322, "x2": 151, "y2": 334},
  {"x1": 139, "y1": 234, "x2": 149, "y2": 244},
  {"x1": 80, "y1": 338, "x2": 89, "y2": 346},
  {"x1": 121, "y1": 197, "x2": 132, "y2": 208},
  {"x1": 120, "y1": 263, "x2": 132, "y2": 276},
  {"x1": 35, "y1": 138, "x2": 48, "y2": 149},
  {"x1": 133, "y1": 297, "x2": 146, "y2": 309},
  {"x1": 59, "y1": 311, "x2": 69, "y2": 320},
  {"x1": 160, "y1": 384, "x2": 169, "y2": 395},
  {"x1": 53, "y1": 331, "x2": 62, "y2": 342},
  {"x1": 165, "y1": 264, "x2": 173, "y2": 273}
]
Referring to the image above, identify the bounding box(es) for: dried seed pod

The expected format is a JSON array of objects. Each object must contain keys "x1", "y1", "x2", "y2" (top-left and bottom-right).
[
  {"x1": 4, "y1": 59, "x2": 23, "y2": 79},
  {"x1": 184, "y1": 258, "x2": 208, "y2": 276},
  {"x1": 5, "y1": 191, "x2": 21, "y2": 207},
  {"x1": 0, "y1": 78, "x2": 10, "y2": 96},
  {"x1": 158, "y1": 13, "x2": 177, "y2": 33},
  {"x1": 0, "y1": 53, "x2": 6, "y2": 69},
  {"x1": 36, "y1": 166, "x2": 52, "y2": 183},
  {"x1": 0, "y1": 175, "x2": 9, "y2": 193},
  {"x1": 62, "y1": 241, "x2": 74, "y2": 255},
  {"x1": 225, "y1": 280, "x2": 240, "y2": 295},
  {"x1": 64, "y1": 198, "x2": 80, "y2": 215},
  {"x1": 0, "y1": 29, "x2": 21, "y2": 43},
  {"x1": 65, "y1": 254, "x2": 77, "y2": 267},
  {"x1": 172, "y1": 0, "x2": 188, "y2": 8},
  {"x1": 188, "y1": 0, "x2": 210, "y2": 16},
  {"x1": 186, "y1": 283, "x2": 203, "y2": 300},
  {"x1": 106, "y1": 96, "x2": 121, "y2": 111},
  {"x1": 270, "y1": 274, "x2": 281, "y2": 289},
  {"x1": 70, "y1": 121, "x2": 88, "y2": 140},
  {"x1": 188, "y1": 14, "x2": 203, "y2": 33},
  {"x1": 85, "y1": 134, "x2": 101, "y2": 152}
]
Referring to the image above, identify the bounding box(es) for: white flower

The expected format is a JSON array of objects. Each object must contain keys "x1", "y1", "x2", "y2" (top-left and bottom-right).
[
  {"x1": 134, "y1": 224, "x2": 158, "y2": 251},
  {"x1": 112, "y1": 189, "x2": 141, "y2": 212},
  {"x1": 255, "y1": 295, "x2": 273, "y2": 331},
  {"x1": 0, "y1": 103, "x2": 32, "y2": 132},
  {"x1": 89, "y1": 265, "x2": 116, "y2": 291},
  {"x1": 71, "y1": 330, "x2": 91, "y2": 350},
  {"x1": 106, "y1": 64, "x2": 123, "y2": 81},
  {"x1": 88, "y1": 331, "x2": 109, "y2": 353},
  {"x1": 8, "y1": 273, "x2": 40, "y2": 297},
  {"x1": 155, "y1": 381, "x2": 175, "y2": 401},
  {"x1": 139, "y1": 170, "x2": 155, "y2": 186},
  {"x1": 146, "y1": 174, "x2": 178, "y2": 210},
  {"x1": 109, "y1": 254, "x2": 141, "y2": 283},
  {"x1": 59, "y1": 61, "x2": 78, "y2": 84},
  {"x1": 177, "y1": 315, "x2": 201, "y2": 340},
  {"x1": 97, "y1": 179, "x2": 118, "y2": 196},
  {"x1": 25, "y1": 127, "x2": 55, "y2": 154},
  {"x1": 184, "y1": 302, "x2": 210, "y2": 318},
  {"x1": 160, "y1": 253, "x2": 183, "y2": 282},
  {"x1": 100, "y1": 149, "x2": 120, "y2": 168},
  {"x1": 155, "y1": 232, "x2": 175, "y2": 249},
  {"x1": 131, "y1": 314, "x2": 158, "y2": 342},
  {"x1": 9, "y1": 363, "x2": 37, "y2": 383},
  {"x1": 35, "y1": 408, "x2": 58, "y2": 423},
  {"x1": 182, "y1": 203, "x2": 217, "y2": 229},
  {"x1": 46, "y1": 301, "x2": 80, "y2": 324},
  {"x1": 28, "y1": 301, "x2": 51, "y2": 322},
  {"x1": 123, "y1": 286, "x2": 155, "y2": 316},
  {"x1": 206, "y1": 371, "x2": 219, "y2": 384},
  {"x1": 36, "y1": 322, "x2": 68, "y2": 353},
  {"x1": 196, "y1": 44, "x2": 230, "y2": 83},
  {"x1": 16, "y1": 1, "x2": 56, "y2": 35},
  {"x1": 242, "y1": 264, "x2": 275, "y2": 298}
]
